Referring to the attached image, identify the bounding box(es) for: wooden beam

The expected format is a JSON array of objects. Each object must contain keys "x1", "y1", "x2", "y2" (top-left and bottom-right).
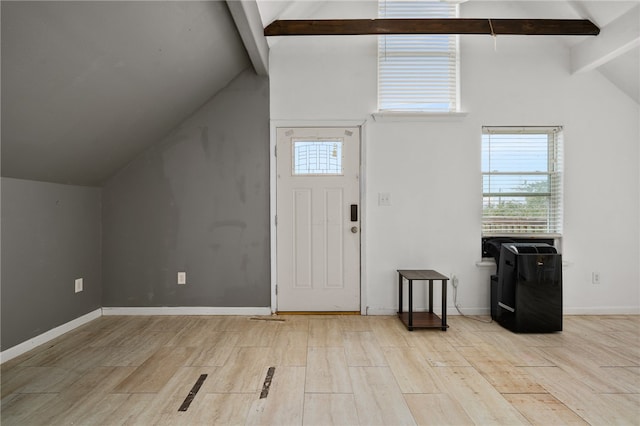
[{"x1": 264, "y1": 18, "x2": 600, "y2": 37}]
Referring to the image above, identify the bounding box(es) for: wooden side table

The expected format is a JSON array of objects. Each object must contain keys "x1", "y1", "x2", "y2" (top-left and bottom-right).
[{"x1": 397, "y1": 270, "x2": 449, "y2": 331}]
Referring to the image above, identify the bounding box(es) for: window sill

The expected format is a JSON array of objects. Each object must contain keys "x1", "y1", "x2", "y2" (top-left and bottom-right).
[{"x1": 371, "y1": 111, "x2": 469, "y2": 122}]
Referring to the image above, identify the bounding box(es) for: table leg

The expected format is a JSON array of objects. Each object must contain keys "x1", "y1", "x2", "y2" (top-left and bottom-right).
[
  {"x1": 441, "y1": 279, "x2": 447, "y2": 331},
  {"x1": 428, "y1": 279, "x2": 433, "y2": 313},
  {"x1": 398, "y1": 273, "x2": 403, "y2": 315},
  {"x1": 408, "y1": 279, "x2": 413, "y2": 331}
]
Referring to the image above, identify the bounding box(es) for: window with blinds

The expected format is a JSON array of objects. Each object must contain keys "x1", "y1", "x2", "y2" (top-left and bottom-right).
[
  {"x1": 378, "y1": 0, "x2": 459, "y2": 112},
  {"x1": 482, "y1": 126, "x2": 563, "y2": 236}
]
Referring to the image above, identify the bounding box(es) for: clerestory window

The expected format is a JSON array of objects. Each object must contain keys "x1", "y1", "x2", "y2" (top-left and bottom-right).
[
  {"x1": 482, "y1": 126, "x2": 564, "y2": 237},
  {"x1": 377, "y1": 0, "x2": 459, "y2": 112}
]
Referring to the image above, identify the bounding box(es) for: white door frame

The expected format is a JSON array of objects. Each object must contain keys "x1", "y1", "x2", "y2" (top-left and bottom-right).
[{"x1": 270, "y1": 120, "x2": 368, "y2": 314}]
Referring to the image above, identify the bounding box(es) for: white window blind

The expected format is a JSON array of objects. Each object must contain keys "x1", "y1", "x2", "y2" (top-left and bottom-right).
[
  {"x1": 482, "y1": 126, "x2": 563, "y2": 236},
  {"x1": 378, "y1": 0, "x2": 459, "y2": 112}
]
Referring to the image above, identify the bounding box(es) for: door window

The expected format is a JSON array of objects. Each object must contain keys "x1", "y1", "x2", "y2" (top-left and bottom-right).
[{"x1": 292, "y1": 140, "x2": 343, "y2": 175}]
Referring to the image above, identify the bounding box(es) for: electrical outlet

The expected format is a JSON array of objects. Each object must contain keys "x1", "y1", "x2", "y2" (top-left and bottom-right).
[
  {"x1": 177, "y1": 272, "x2": 186, "y2": 285},
  {"x1": 592, "y1": 272, "x2": 600, "y2": 284},
  {"x1": 75, "y1": 278, "x2": 83, "y2": 293},
  {"x1": 378, "y1": 193, "x2": 391, "y2": 206}
]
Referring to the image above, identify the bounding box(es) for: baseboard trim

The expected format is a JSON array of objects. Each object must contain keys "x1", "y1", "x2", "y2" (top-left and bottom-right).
[
  {"x1": 1, "y1": 306, "x2": 273, "y2": 364},
  {"x1": 564, "y1": 306, "x2": 640, "y2": 315},
  {"x1": 365, "y1": 307, "x2": 640, "y2": 316},
  {"x1": 3, "y1": 304, "x2": 635, "y2": 364},
  {"x1": 277, "y1": 311, "x2": 360, "y2": 315},
  {"x1": 365, "y1": 308, "x2": 400, "y2": 315},
  {"x1": 101, "y1": 306, "x2": 272, "y2": 316},
  {"x1": 0, "y1": 308, "x2": 102, "y2": 364},
  {"x1": 364, "y1": 307, "x2": 489, "y2": 316}
]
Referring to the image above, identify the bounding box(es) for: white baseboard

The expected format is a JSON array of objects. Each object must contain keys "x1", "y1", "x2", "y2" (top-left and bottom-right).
[
  {"x1": 0, "y1": 308, "x2": 102, "y2": 364},
  {"x1": 3, "y1": 304, "x2": 635, "y2": 364},
  {"x1": 364, "y1": 308, "x2": 397, "y2": 315},
  {"x1": 564, "y1": 306, "x2": 640, "y2": 315},
  {"x1": 453, "y1": 308, "x2": 492, "y2": 316},
  {"x1": 364, "y1": 306, "x2": 489, "y2": 316},
  {"x1": 101, "y1": 306, "x2": 273, "y2": 316},
  {"x1": 1, "y1": 306, "x2": 273, "y2": 364},
  {"x1": 365, "y1": 306, "x2": 640, "y2": 316}
]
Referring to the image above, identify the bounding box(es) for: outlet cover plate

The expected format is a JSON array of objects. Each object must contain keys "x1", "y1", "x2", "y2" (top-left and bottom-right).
[
  {"x1": 178, "y1": 272, "x2": 187, "y2": 285},
  {"x1": 75, "y1": 278, "x2": 83, "y2": 293}
]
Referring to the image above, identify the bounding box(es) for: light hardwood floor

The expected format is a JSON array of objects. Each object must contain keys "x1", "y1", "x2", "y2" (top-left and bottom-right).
[{"x1": 1, "y1": 314, "x2": 638, "y2": 425}]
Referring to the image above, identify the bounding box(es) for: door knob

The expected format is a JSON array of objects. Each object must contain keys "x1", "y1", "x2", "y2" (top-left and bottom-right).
[{"x1": 351, "y1": 226, "x2": 358, "y2": 233}]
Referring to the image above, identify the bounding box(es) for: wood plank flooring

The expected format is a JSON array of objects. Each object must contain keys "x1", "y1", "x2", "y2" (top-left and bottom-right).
[{"x1": 1, "y1": 314, "x2": 638, "y2": 425}]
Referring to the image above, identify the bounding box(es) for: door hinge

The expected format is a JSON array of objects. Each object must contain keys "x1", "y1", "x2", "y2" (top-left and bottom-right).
[
  {"x1": 275, "y1": 215, "x2": 278, "y2": 226},
  {"x1": 275, "y1": 284, "x2": 278, "y2": 295},
  {"x1": 274, "y1": 146, "x2": 277, "y2": 157}
]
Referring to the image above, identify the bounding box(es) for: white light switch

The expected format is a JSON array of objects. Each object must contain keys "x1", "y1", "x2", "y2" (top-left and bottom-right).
[
  {"x1": 378, "y1": 193, "x2": 391, "y2": 206},
  {"x1": 75, "y1": 278, "x2": 83, "y2": 293},
  {"x1": 177, "y1": 272, "x2": 186, "y2": 285}
]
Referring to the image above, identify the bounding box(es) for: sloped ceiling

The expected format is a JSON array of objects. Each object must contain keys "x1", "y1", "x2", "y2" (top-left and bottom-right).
[
  {"x1": 257, "y1": 0, "x2": 639, "y2": 103},
  {"x1": 1, "y1": 1, "x2": 249, "y2": 186},
  {"x1": 1, "y1": 1, "x2": 637, "y2": 187}
]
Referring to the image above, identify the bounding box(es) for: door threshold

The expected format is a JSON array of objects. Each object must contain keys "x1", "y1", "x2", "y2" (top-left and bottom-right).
[{"x1": 276, "y1": 311, "x2": 360, "y2": 316}]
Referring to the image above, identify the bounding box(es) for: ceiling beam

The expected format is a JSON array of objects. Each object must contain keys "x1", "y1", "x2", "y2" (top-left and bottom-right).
[
  {"x1": 571, "y1": 5, "x2": 639, "y2": 74},
  {"x1": 227, "y1": 0, "x2": 269, "y2": 76},
  {"x1": 264, "y1": 18, "x2": 600, "y2": 37}
]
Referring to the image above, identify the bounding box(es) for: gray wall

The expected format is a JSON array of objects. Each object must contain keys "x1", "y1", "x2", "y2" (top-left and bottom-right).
[
  {"x1": 1, "y1": 178, "x2": 102, "y2": 351},
  {"x1": 102, "y1": 69, "x2": 270, "y2": 307}
]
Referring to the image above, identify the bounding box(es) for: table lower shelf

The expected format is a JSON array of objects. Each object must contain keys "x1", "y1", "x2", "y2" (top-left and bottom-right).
[{"x1": 398, "y1": 312, "x2": 448, "y2": 331}]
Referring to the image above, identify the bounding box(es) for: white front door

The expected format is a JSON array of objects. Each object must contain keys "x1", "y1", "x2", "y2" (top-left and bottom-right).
[{"x1": 276, "y1": 127, "x2": 361, "y2": 311}]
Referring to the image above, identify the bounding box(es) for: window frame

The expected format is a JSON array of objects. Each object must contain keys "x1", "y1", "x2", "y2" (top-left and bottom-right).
[{"x1": 481, "y1": 126, "x2": 563, "y2": 237}]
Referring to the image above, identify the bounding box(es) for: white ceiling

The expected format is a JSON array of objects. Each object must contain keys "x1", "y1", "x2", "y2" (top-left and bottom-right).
[
  {"x1": 1, "y1": 1, "x2": 637, "y2": 186},
  {"x1": 256, "y1": 0, "x2": 639, "y2": 101}
]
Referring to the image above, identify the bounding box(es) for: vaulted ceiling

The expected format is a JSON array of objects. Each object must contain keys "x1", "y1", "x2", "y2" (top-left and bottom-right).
[
  {"x1": 1, "y1": 1, "x2": 249, "y2": 186},
  {"x1": 1, "y1": 1, "x2": 638, "y2": 187}
]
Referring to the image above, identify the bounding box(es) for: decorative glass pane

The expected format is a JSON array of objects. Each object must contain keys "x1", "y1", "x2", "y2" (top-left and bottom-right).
[{"x1": 293, "y1": 140, "x2": 343, "y2": 175}]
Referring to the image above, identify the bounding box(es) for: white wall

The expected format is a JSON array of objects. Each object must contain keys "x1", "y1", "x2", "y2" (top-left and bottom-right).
[{"x1": 270, "y1": 1, "x2": 640, "y2": 315}]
